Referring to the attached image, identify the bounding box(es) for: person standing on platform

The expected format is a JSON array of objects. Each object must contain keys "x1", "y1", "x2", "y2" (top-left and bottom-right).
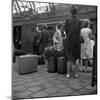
[
  {"x1": 33, "y1": 25, "x2": 41, "y2": 55},
  {"x1": 44, "y1": 24, "x2": 63, "y2": 59},
  {"x1": 44, "y1": 24, "x2": 63, "y2": 71},
  {"x1": 53, "y1": 24, "x2": 63, "y2": 52},
  {"x1": 64, "y1": 5, "x2": 81, "y2": 78},
  {"x1": 39, "y1": 24, "x2": 49, "y2": 55},
  {"x1": 80, "y1": 19, "x2": 95, "y2": 72}
]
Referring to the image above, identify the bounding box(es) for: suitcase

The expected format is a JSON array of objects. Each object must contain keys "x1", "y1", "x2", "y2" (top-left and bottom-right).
[
  {"x1": 38, "y1": 56, "x2": 45, "y2": 65},
  {"x1": 58, "y1": 57, "x2": 67, "y2": 74},
  {"x1": 18, "y1": 55, "x2": 38, "y2": 74},
  {"x1": 48, "y1": 56, "x2": 57, "y2": 73}
]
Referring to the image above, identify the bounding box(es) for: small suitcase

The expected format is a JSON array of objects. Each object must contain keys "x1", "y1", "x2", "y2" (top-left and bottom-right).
[
  {"x1": 38, "y1": 56, "x2": 45, "y2": 65},
  {"x1": 48, "y1": 56, "x2": 57, "y2": 73},
  {"x1": 58, "y1": 57, "x2": 67, "y2": 74},
  {"x1": 18, "y1": 55, "x2": 38, "y2": 74}
]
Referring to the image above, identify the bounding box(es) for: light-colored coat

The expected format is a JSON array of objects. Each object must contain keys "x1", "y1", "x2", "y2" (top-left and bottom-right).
[{"x1": 53, "y1": 29, "x2": 63, "y2": 51}]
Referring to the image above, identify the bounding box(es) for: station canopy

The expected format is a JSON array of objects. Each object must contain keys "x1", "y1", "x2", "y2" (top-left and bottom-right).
[
  {"x1": 13, "y1": 0, "x2": 96, "y2": 21},
  {"x1": 13, "y1": 0, "x2": 57, "y2": 18}
]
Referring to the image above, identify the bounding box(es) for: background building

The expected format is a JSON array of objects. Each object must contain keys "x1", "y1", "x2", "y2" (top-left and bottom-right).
[{"x1": 13, "y1": 0, "x2": 97, "y2": 54}]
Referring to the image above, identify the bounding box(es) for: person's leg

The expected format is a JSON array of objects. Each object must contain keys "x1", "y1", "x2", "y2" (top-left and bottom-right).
[
  {"x1": 79, "y1": 59, "x2": 83, "y2": 71},
  {"x1": 66, "y1": 60, "x2": 72, "y2": 78},
  {"x1": 74, "y1": 59, "x2": 79, "y2": 77},
  {"x1": 84, "y1": 59, "x2": 88, "y2": 72}
]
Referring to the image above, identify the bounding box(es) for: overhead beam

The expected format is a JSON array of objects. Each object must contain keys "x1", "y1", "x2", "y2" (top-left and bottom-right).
[{"x1": 15, "y1": 1, "x2": 21, "y2": 14}]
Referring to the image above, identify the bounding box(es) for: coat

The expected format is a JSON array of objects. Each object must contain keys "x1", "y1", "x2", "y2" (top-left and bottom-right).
[
  {"x1": 64, "y1": 17, "x2": 81, "y2": 61},
  {"x1": 39, "y1": 30, "x2": 49, "y2": 55}
]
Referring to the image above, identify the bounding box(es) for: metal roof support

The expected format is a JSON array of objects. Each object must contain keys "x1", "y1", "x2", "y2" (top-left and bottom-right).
[
  {"x1": 32, "y1": 2, "x2": 37, "y2": 14},
  {"x1": 29, "y1": 2, "x2": 34, "y2": 15},
  {"x1": 13, "y1": 1, "x2": 18, "y2": 14},
  {"x1": 15, "y1": 1, "x2": 21, "y2": 15},
  {"x1": 21, "y1": 2, "x2": 25, "y2": 12}
]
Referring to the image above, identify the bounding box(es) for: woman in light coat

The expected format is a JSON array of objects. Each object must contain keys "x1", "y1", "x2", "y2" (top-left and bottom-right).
[{"x1": 80, "y1": 19, "x2": 95, "y2": 72}]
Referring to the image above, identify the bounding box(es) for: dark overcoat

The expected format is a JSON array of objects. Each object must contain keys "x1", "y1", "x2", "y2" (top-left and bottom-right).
[{"x1": 64, "y1": 17, "x2": 81, "y2": 61}]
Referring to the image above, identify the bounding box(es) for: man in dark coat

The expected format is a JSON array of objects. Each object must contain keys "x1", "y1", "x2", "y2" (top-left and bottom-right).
[
  {"x1": 39, "y1": 24, "x2": 49, "y2": 55},
  {"x1": 33, "y1": 25, "x2": 41, "y2": 55},
  {"x1": 64, "y1": 5, "x2": 81, "y2": 78}
]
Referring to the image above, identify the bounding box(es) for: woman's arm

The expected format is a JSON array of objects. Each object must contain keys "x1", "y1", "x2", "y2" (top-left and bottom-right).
[{"x1": 53, "y1": 32, "x2": 59, "y2": 43}]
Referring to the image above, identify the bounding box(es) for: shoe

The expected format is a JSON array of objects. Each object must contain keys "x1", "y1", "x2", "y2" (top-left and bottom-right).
[
  {"x1": 66, "y1": 74, "x2": 70, "y2": 78},
  {"x1": 74, "y1": 74, "x2": 79, "y2": 78}
]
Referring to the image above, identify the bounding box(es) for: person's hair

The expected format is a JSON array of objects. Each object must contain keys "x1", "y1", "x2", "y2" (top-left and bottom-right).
[
  {"x1": 56, "y1": 24, "x2": 62, "y2": 30},
  {"x1": 42, "y1": 24, "x2": 48, "y2": 30},
  {"x1": 70, "y1": 5, "x2": 78, "y2": 16},
  {"x1": 83, "y1": 19, "x2": 90, "y2": 28}
]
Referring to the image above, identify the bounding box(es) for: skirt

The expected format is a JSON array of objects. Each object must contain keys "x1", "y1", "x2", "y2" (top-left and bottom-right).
[{"x1": 81, "y1": 40, "x2": 94, "y2": 59}]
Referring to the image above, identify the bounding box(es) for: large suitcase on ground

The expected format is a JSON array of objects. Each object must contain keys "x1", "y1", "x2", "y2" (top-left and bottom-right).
[
  {"x1": 48, "y1": 56, "x2": 57, "y2": 73},
  {"x1": 18, "y1": 55, "x2": 38, "y2": 74},
  {"x1": 58, "y1": 57, "x2": 67, "y2": 74}
]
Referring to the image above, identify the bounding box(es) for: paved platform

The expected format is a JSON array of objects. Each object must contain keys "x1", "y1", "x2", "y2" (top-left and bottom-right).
[{"x1": 12, "y1": 61, "x2": 97, "y2": 99}]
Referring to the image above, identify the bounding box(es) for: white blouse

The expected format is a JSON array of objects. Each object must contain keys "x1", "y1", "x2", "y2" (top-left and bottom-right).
[
  {"x1": 80, "y1": 27, "x2": 92, "y2": 43},
  {"x1": 53, "y1": 29, "x2": 63, "y2": 51}
]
